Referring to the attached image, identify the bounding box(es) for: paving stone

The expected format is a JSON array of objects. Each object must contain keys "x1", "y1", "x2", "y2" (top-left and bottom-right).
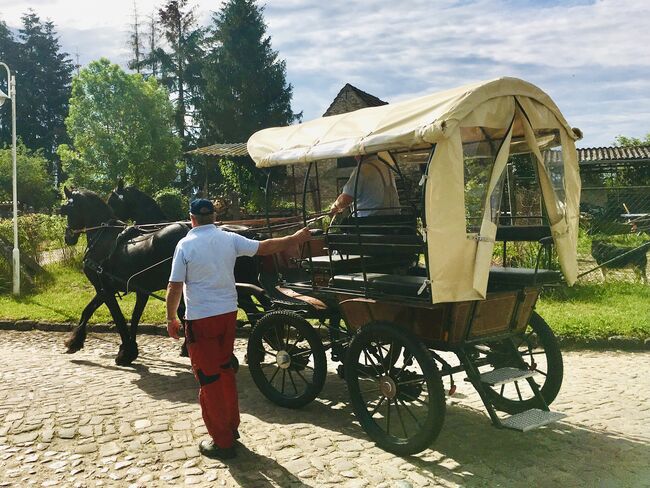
[
  {"x1": 0, "y1": 330, "x2": 648, "y2": 488},
  {"x1": 133, "y1": 420, "x2": 151, "y2": 430},
  {"x1": 98, "y1": 442, "x2": 122, "y2": 457}
]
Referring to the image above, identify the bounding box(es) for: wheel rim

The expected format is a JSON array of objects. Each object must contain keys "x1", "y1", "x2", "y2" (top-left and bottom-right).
[{"x1": 256, "y1": 321, "x2": 318, "y2": 398}]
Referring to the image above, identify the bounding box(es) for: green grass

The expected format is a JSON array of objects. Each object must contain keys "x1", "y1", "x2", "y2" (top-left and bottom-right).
[
  {"x1": 0, "y1": 263, "x2": 167, "y2": 324},
  {"x1": 537, "y1": 282, "x2": 650, "y2": 340},
  {"x1": 0, "y1": 263, "x2": 648, "y2": 343}
]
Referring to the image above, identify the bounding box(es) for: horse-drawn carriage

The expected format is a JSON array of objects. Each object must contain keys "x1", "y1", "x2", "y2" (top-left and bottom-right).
[{"x1": 241, "y1": 77, "x2": 582, "y2": 455}]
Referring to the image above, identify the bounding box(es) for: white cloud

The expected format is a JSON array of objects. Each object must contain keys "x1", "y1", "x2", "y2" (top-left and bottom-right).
[{"x1": 1, "y1": 0, "x2": 649, "y2": 146}]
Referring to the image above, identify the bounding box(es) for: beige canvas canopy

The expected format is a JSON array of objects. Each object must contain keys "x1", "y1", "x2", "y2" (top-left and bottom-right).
[{"x1": 247, "y1": 77, "x2": 581, "y2": 304}]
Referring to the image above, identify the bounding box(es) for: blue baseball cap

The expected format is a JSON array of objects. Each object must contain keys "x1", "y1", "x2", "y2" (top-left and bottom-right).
[{"x1": 190, "y1": 199, "x2": 215, "y2": 215}]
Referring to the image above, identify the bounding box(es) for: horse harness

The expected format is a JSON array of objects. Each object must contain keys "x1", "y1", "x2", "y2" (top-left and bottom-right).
[{"x1": 72, "y1": 222, "x2": 169, "y2": 302}]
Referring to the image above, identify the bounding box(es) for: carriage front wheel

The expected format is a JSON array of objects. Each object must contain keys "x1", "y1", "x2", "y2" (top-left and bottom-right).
[
  {"x1": 345, "y1": 321, "x2": 446, "y2": 456},
  {"x1": 247, "y1": 310, "x2": 327, "y2": 408}
]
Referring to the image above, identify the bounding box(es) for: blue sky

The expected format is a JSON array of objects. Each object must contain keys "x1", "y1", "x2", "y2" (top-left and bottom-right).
[{"x1": 1, "y1": 0, "x2": 648, "y2": 147}]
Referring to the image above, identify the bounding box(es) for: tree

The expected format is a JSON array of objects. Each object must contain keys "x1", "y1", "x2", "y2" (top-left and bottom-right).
[
  {"x1": 0, "y1": 143, "x2": 57, "y2": 210},
  {"x1": 0, "y1": 21, "x2": 19, "y2": 145},
  {"x1": 58, "y1": 59, "x2": 182, "y2": 194},
  {"x1": 127, "y1": 0, "x2": 144, "y2": 74},
  {"x1": 13, "y1": 12, "x2": 74, "y2": 177},
  {"x1": 198, "y1": 0, "x2": 300, "y2": 204},
  {"x1": 614, "y1": 133, "x2": 650, "y2": 147}
]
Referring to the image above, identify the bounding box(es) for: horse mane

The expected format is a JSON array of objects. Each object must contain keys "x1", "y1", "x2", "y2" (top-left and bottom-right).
[
  {"x1": 124, "y1": 187, "x2": 167, "y2": 223},
  {"x1": 76, "y1": 189, "x2": 116, "y2": 223}
]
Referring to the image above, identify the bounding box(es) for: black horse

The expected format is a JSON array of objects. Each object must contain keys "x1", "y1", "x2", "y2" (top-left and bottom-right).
[
  {"x1": 107, "y1": 179, "x2": 167, "y2": 225},
  {"x1": 108, "y1": 182, "x2": 271, "y2": 327},
  {"x1": 61, "y1": 186, "x2": 189, "y2": 365}
]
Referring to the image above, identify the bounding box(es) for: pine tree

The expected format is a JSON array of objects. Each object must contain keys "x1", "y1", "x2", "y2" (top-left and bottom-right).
[
  {"x1": 13, "y1": 12, "x2": 73, "y2": 179},
  {"x1": 198, "y1": 0, "x2": 299, "y2": 203},
  {"x1": 0, "y1": 20, "x2": 19, "y2": 145},
  {"x1": 127, "y1": 0, "x2": 144, "y2": 73},
  {"x1": 200, "y1": 0, "x2": 298, "y2": 143}
]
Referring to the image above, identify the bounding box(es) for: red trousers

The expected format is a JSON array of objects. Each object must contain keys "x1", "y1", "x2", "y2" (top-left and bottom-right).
[{"x1": 185, "y1": 311, "x2": 239, "y2": 448}]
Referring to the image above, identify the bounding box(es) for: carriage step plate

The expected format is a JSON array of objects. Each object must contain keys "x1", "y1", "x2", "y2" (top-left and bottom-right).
[
  {"x1": 502, "y1": 409, "x2": 566, "y2": 432},
  {"x1": 480, "y1": 367, "x2": 536, "y2": 386}
]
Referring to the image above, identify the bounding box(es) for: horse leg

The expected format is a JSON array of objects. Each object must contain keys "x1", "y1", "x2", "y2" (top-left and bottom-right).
[
  {"x1": 177, "y1": 297, "x2": 189, "y2": 358},
  {"x1": 103, "y1": 293, "x2": 138, "y2": 366},
  {"x1": 130, "y1": 292, "x2": 149, "y2": 344},
  {"x1": 65, "y1": 293, "x2": 103, "y2": 353}
]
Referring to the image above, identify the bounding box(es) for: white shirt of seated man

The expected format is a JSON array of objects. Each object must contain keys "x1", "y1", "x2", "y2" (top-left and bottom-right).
[{"x1": 339, "y1": 155, "x2": 400, "y2": 217}]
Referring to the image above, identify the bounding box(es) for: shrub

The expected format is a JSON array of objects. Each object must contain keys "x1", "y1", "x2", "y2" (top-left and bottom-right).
[
  {"x1": 154, "y1": 188, "x2": 187, "y2": 221},
  {"x1": 0, "y1": 144, "x2": 57, "y2": 211},
  {"x1": 0, "y1": 214, "x2": 81, "y2": 293}
]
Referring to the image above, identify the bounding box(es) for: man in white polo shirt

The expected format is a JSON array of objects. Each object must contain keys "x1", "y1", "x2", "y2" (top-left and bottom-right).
[{"x1": 166, "y1": 199, "x2": 310, "y2": 460}]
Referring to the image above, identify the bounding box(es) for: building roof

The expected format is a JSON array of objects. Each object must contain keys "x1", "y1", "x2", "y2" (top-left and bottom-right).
[
  {"x1": 323, "y1": 83, "x2": 388, "y2": 116},
  {"x1": 577, "y1": 145, "x2": 650, "y2": 162},
  {"x1": 186, "y1": 143, "x2": 249, "y2": 157}
]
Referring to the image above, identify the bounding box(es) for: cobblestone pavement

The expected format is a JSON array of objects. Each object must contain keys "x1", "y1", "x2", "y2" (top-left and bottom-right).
[{"x1": 0, "y1": 330, "x2": 648, "y2": 488}]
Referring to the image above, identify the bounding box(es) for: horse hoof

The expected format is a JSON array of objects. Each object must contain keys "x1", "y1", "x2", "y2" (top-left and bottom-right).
[
  {"x1": 116, "y1": 343, "x2": 139, "y2": 366},
  {"x1": 64, "y1": 339, "x2": 83, "y2": 354}
]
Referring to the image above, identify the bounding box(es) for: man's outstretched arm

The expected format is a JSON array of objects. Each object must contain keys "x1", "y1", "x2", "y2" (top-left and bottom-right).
[{"x1": 256, "y1": 227, "x2": 311, "y2": 256}]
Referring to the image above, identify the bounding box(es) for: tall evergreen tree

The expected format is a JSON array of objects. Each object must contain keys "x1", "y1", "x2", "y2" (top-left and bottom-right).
[
  {"x1": 0, "y1": 20, "x2": 19, "y2": 145},
  {"x1": 127, "y1": 0, "x2": 144, "y2": 73},
  {"x1": 198, "y1": 0, "x2": 299, "y2": 204},
  {"x1": 11, "y1": 12, "x2": 73, "y2": 179}
]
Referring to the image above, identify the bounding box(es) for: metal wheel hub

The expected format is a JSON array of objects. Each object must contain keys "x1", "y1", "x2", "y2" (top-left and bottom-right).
[
  {"x1": 276, "y1": 350, "x2": 291, "y2": 370},
  {"x1": 379, "y1": 375, "x2": 397, "y2": 399}
]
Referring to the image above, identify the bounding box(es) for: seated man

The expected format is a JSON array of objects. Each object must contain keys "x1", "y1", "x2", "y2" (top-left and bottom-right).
[{"x1": 330, "y1": 154, "x2": 400, "y2": 217}]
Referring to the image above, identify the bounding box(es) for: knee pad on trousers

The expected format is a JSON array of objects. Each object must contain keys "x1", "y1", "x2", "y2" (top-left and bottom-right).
[{"x1": 197, "y1": 369, "x2": 221, "y2": 386}]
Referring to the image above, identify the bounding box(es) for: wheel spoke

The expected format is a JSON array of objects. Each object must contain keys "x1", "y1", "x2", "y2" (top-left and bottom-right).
[
  {"x1": 292, "y1": 349, "x2": 314, "y2": 359},
  {"x1": 386, "y1": 398, "x2": 391, "y2": 435},
  {"x1": 387, "y1": 341, "x2": 396, "y2": 375},
  {"x1": 268, "y1": 365, "x2": 281, "y2": 385},
  {"x1": 397, "y1": 377, "x2": 425, "y2": 387},
  {"x1": 514, "y1": 381, "x2": 523, "y2": 401},
  {"x1": 399, "y1": 391, "x2": 429, "y2": 406},
  {"x1": 257, "y1": 344, "x2": 277, "y2": 357},
  {"x1": 394, "y1": 398, "x2": 409, "y2": 439},
  {"x1": 285, "y1": 324, "x2": 291, "y2": 350},
  {"x1": 294, "y1": 368, "x2": 313, "y2": 386},
  {"x1": 287, "y1": 369, "x2": 299, "y2": 394},
  {"x1": 396, "y1": 397, "x2": 423, "y2": 429},
  {"x1": 274, "y1": 327, "x2": 282, "y2": 350},
  {"x1": 535, "y1": 369, "x2": 547, "y2": 377},
  {"x1": 262, "y1": 337, "x2": 278, "y2": 353},
  {"x1": 369, "y1": 395, "x2": 386, "y2": 416},
  {"x1": 363, "y1": 349, "x2": 383, "y2": 377},
  {"x1": 499, "y1": 384, "x2": 505, "y2": 396},
  {"x1": 281, "y1": 369, "x2": 287, "y2": 394}
]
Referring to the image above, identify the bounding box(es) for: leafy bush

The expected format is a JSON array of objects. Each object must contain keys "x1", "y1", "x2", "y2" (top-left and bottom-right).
[
  {"x1": 0, "y1": 144, "x2": 57, "y2": 211},
  {"x1": 0, "y1": 214, "x2": 81, "y2": 293},
  {"x1": 154, "y1": 188, "x2": 187, "y2": 221}
]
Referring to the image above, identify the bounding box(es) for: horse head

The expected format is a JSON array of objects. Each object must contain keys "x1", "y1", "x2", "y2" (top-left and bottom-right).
[
  {"x1": 61, "y1": 186, "x2": 115, "y2": 245},
  {"x1": 107, "y1": 180, "x2": 166, "y2": 225},
  {"x1": 107, "y1": 178, "x2": 130, "y2": 221}
]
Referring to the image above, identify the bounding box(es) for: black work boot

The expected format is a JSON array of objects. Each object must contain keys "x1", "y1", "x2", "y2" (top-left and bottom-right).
[{"x1": 198, "y1": 440, "x2": 236, "y2": 460}]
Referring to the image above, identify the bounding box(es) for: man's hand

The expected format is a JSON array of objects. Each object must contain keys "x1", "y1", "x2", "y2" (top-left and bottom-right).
[
  {"x1": 292, "y1": 227, "x2": 311, "y2": 245},
  {"x1": 167, "y1": 318, "x2": 181, "y2": 340}
]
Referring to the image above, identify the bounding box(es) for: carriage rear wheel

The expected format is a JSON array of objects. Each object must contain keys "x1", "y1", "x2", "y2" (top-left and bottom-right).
[
  {"x1": 345, "y1": 321, "x2": 446, "y2": 456},
  {"x1": 484, "y1": 311, "x2": 563, "y2": 414},
  {"x1": 247, "y1": 310, "x2": 327, "y2": 408}
]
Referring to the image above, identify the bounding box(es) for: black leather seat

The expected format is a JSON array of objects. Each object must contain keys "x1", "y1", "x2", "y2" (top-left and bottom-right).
[
  {"x1": 331, "y1": 273, "x2": 428, "y2": 296},
  {"x1": 488, "y1": 267, "x2": 561, "y2": 286}
]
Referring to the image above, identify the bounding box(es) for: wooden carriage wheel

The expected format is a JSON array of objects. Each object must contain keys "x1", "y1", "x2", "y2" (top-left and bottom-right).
[
  {"x1": 345, "y1": 321, "x2": 446, "y2": 456},
  {"x1": 247, "y1": 310, "x2": 327, "y2": 408}
]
